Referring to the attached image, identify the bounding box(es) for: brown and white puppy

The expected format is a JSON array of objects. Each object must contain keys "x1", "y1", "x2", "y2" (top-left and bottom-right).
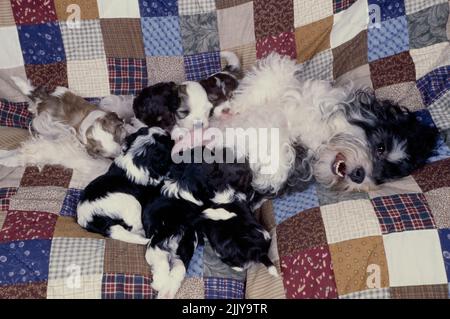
[{"x1": 12, "y1": 77, "x2": 126, "y2": 159}]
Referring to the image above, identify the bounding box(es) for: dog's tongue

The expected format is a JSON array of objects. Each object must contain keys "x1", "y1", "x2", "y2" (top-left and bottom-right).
[{"x1": 332, "y1": 153, "x2": 346, "y2": 177}]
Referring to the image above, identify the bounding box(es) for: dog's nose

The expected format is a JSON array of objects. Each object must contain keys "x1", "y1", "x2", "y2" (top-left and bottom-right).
[{"x1": 349, "y1": 167, "x2": 365, "y2": 184}]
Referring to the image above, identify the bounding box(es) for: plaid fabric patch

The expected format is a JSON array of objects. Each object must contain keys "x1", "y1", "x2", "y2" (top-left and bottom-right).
[
  {"x1": 178, "y1": 0, "x2": 216, "y2": 16},
  {"x1": 340, "y1": 288, "x2": 391, "y2": 299},
  {"x1": 0, "y1": 188, "x2": 17, "y2": 211},
  {"x1": 404, "y1": 0, "x2": 447, "y2": 14},
  {"x1": 333, "y1": 0, "x2": 358, "y2": 13},
  {"x1": 204, "y1": 277, "x2": 244, "y2": 299},
  {"x1": 417, "y1": 65, "x2": 450, "y2": 106},
  {"x1": 48, "y1": 238, "x2": 105, "y2": 280},
  {"x1": 102, "y1": 274, "x2": 155, "y2": 299},
  {"x1": 428, "y1": 90, "x2": 450, "y2": 131},
  {"x1": 59, "y1": 189, "x2": 82, "y2": 217},
  {"x1": 184, "y1": 51, "x2": 221, "y2": 81},
  {"x1": 0, "y1": 100, "x2": 31, "y2": 129},
  {"x1": 371, "y1": 193, "x2": 436, "y2": 234},
  {"x1": 298, "y1": 49, "x2": 333, "y2": 81},
  {"x1": 60, "y1": 20, "x2": 105, "y2": 60},
  {"x1": 107, "y1": 58, "x2": 148, "y2": 95}
]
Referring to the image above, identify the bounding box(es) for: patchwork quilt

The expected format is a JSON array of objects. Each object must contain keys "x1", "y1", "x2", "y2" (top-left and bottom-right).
[{"x1": 0, "y1": 0, "x2": 450, "y2": 299}]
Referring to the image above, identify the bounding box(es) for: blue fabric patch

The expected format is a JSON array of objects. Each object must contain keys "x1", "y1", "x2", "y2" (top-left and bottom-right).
[
  {"x1": 17, "y1": 22, "x2": 65, "y2": 65},
  {"x1": 139, "y1": 0, "x2": 178, "y2": 17},
  {"x1": 59, "y1": 189, "x2": 82, "y2": 217},
  {"x1": 204, "y1": 277, "x2": 244, "y2": 299},
  {"x1": 183, "y1": 51, "x2": 221, "y2": 81},
  {"x1": 273, "y1": 184, "x2": 319, "y2": 225},
  {"x1": 428, "y1": 138, "x2": 450, "y2": 163},
  {"x1": 368, "y1": 15, "x2": 409, "y2": 62},
  {"x1": 0, "y1": 240, "x2": 51, "y2": 285},
  {"x1": 368, "y1": 0, "x2": 405, "y2": 22},
  {"x1": 186, "y1": 244, "x2": 204, "y2": 278},
  {"x1": 438, "y1": 229, "x2": 450, "y2": 282},
  {"x1": 141, "y1": 16, "x2": 183, "y2": 56},
  {"x1": 417, "y1": 65, "x2": 450, "y2": 106}
]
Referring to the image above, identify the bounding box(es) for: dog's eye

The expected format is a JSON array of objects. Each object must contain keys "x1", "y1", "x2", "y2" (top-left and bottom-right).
[
  {"x1": 177, "y1": 109, "x2": 190, "y2": 119},
  {"x1": 376, "y1": 143, "x2": 385, "y2": 155}
]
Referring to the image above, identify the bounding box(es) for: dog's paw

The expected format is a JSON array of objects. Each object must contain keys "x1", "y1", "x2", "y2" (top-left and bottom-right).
[{"x1": 155, "y1": 281, "x2": 182, "y2": 299}]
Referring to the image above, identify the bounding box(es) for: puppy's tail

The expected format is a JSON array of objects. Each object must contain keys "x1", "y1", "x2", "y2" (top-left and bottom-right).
[
  {"x1": 10, "y1": 76, "x2": 48, "y2": 102},
  {"x1": 221, "y1": 51, "x2": 241, "y2": 73},
  {"x1": 260, "y1": 255, "x2": 279, "y2": 278}
]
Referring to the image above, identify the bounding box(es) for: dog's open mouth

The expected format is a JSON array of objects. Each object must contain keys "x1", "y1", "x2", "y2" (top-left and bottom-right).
[{"x1": 332, "y1": 153, "x2": 346, "y2": 178}]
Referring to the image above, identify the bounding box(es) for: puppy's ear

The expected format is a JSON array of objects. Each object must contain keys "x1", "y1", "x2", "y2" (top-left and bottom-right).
[{"x1": 178, "y1": 84, "x2": 188, "y2": 97}]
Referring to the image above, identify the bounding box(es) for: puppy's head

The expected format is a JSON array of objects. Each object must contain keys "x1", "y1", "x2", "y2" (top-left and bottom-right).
[
  {"x1": 349, "y1": 94, "x2": 439, "y2": 184},
  {"x1": 85, "y1": 112, "x2": 126, "y2": 159},
  {"x1": 176, "y1": 81, "x2": 213, "y2": 130},
  {"x1": 116, "y1": 127, "x2": 174, "y2": 185},
  {"x1": 133, "y1": 82, "x2": 180, "y2": 131}
]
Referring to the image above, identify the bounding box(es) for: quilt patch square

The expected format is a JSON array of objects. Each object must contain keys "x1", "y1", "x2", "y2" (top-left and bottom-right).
[
  {"x1": 0, "y1": 212, "x2": 6, "y2": 230},
  {"x1": 277, "y1": 207, "x2": 327, "y2": 256},
  {"x1": 146, "y1": 56, "x2": 186, "y2": 84},
  {"x1": 410, "y1": 42, "x2": 450, "y2": 80},
  {"x1": 329, "y1": 236, "x2": 389, "y2": 296},
  {"x1": 321, "y1": 199, "x2": 382, "y2": 244},
  {"x1": 368, "y1": 16, "x2": 409, "y2": 62},
  {"x1": 180, "y1": 12, "x2": 220, "y2": 55},
  {"x1": 371, "y1": 193, "x2": 435, "y2": 234},
  {"x1": 295, "y1": 16, "x2": 333, "y2": 63},
  {"x1": 97, "y1": 0, "x2": 141, "y2": 18},
  {"x1": 25, "y1": 62, "x2": 68, "y2": 91},
  {"x1": 340, "y1": 287, "x2": 390, "y2": 299},
  {"x1": 256, "y1": 31, "x2": 296, "y2": 60},
  {"x1": 0, "y1": 0, "x2": 15, "y2": 26},
  {"x1": 332, "y1": 30, "x2": 367, "y2": 79},
  {"x1": 175, "y1": 277, "x2": 205, "y2": 299},
  {"x1": 0, "y1": 188, "x2": 17, "y2": 211},
  {"x1": 67, "y1": 58, "x2": 110, "y2": 97},
  {"x1": 224, "y1": 42, "x2": 256, "y2": 72},
  {"x1": 183, "y1": 51, "x2": 221, "y2": 81},
  {"x1": 369, "y1": 51, "x2": 416, "y2": 89},
  {"x1": 0, "y1": 239, "x2": 51, "y2": 285},
  {"x1": 438, "y1": 228, "x2": 450, "y2": 281},
  {"x1": 293, "y1": 0, "x2": 333, "y2": 28},
  {"x1": 186, "y1": 244, "x2": 204, "y2": 278},
  {"x1": 0, "y1": 211, "x2": 57, "y2": 242},
  {"x1": 0, "y1": 26, "x2": 24, "y2": 68},
  {"x1": 272, "y1": 184, "x2": 319, "y2": 225},
  {"x1": 48, "y1": 238, "x2": 105, "y2": 280},
  {"x1": 331, "y1": 0, "x2": 368, "y2": 48},
  {"x1": 11, "y1": 0, "x2": 57, "y2": 25},
  {"x1": 333, "y1": 0, "x2": 358, "y2": 13},
  {"x1": 407, "y1": 3, "x2": 449, "y2": 50},
  {"x1": 0, "y1": 101, "x2": 31, "y2": 129},
  {"x1": 47, "y1": 274, "x2": 102, "y2": 299},
  {"x1": 107, "y1": 57, "x2": 148, "y2": 95},
  {"x1": 368, "y1": 0, "x2": 406, "y2": 21},
  {"x1": 103, "y1": 240, "x2": 151, "y2": 276},
  {"x1": 20, "y1": 165, "x2": 72, "y2": 188},
  {"x1": 391, "y1": 284, "x2": 449, "y2": 299},
  {"x1": 297, "y1": 49, "x2": 333, "y2": 81},
  {"x1": 204, "y1": 277, "x2": 244, "y2": 299},
  {"x1": 0, "y1": 282, "x2": 47, "y2": 299},
  {"x1": 217, "y1": 2, "x2": 255, "y2": 49},
  {"x1": 416, "y1": 65, "x2": 450, "y2": 107},
  {"x1": 100, "y1": 18, "x2": 145, "y2": 59},
  {"x1": 141, "y1": 16, "x2": 183, "y2": 56},
  {"x1": 59, "y1": 189, "x2": 82, "y2": 217},
  {"x1": 368, "y1": 175, "x2": 422, "y2": 199},
  {"x1": 425, "y1": 187, "x2": 450, "y2": 229},
  {"x1": 102, "y1": 273, "x2": 155, "y2": 299},
  {"x1": 412, "y1": 158, "x2": 450, "y2": 192},
  {"x1": 53, "y1": 216, "x2": 104, "y2": 239},
  {"x1": 9, "y1": 186, "x2": 67, "y2": 215},
  {"x1": 178, "y1": 0, "x2": 216, "y2": 16},
  {"x1": 281, "y1": 246, "x2": 338, "y2": 299},
  {"x1": 404, "y1": 0, "x2": 447, "y2": 14},
  {"x1": 54, "y1": 0, "x2": 100, "y2": 20},
  {"x1": 17, "y1": 22, "x2": 66, "y2": 65},
  {"x1": 428, "y1": 91, "x2": 450, "y2": 131},
  {"x1": 138, "y1": 0, "x2": 179, "y2": 17},
  {"x1": 60, "y1": 20, "x2": 105, "y2": 61},
  {"x1": 374, "y1": 81, "x2": 425, "y2": 111},
  {"x1": 383, "y1": 229, "x2": 447, "y2": 286},
  {"x1": 253, "y1": 0, "x2": 294, "y2": 39}
]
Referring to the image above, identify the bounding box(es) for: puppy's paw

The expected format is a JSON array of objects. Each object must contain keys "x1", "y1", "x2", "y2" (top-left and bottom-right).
[{"x1": 156, "y1": 280, "x2": 182, "y2": 299}]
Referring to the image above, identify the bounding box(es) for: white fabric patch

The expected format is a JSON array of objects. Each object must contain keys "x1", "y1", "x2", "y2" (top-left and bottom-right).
[{"x1": 331, "y1": 0, "x2": 369, "y2": 48}]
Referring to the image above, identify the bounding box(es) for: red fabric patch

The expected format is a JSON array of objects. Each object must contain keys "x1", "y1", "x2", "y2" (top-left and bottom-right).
[
  {"x1": 11, "y1": 0, "x2": 58, "y2": 25},
  {"x1": 25, "y1": 62, "x2": 68, "y2": 91},
  {"x1": 412, "y1": 158, "x2": 450, "y2": 192},
  {"x1": 369, "y1": 51, "x2": 416, "y2": 89},
  {"x1": 281, "y1": 246, "x2": 338, "y2": 299},
  {"x1": 20, "y1": 165, "x2": 72, "y2": 188},
  {"x1": 0, "y1": 210, "x2": 58, "y2": 242},
  {"x1": 256, "y1": 31, "x2": 297, "y2": 60},
  {"x1": 253, "y1": 0, "x2": 294, "y2": 39}
]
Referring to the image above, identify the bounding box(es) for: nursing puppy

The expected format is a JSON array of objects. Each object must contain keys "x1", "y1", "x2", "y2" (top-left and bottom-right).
[
  {"x1": 11, "y1": 76, "x2": 126, "y2": 158},
  {"x1": 133, "y1": 51, "x2": 242, "y2": 132},
  {"x1": 77, "y1": 127, "x2": 174, "y2": 244}
]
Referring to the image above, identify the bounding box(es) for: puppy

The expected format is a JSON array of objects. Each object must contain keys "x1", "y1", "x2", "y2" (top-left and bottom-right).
[
  {"x1": 133, "y1": 51, "x2": 242, "y2": 132},
  {"x1": 77, "y1": 127, "x2": 174, "y2": 245},
  {"x1": 11, "y1": 76, "x2": 126, "y2": 158}
]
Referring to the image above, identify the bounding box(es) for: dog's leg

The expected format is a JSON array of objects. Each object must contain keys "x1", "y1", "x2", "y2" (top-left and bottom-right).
[
  {"x1": 156, "y1": 257, "x2": 186, "y2": 299},
  {"x1": 145, "y1": 245, "x2": 171, "y2": 292},
  {"x1": 108, "y1": 225, "x2": 149, "y2": 245}
]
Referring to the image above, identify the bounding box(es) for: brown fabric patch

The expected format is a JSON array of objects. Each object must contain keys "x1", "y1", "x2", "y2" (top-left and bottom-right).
[
  {"x1": 246, "y1": 262, "x2": 285, "y2": 299},
  {"x1": 100, "y1": 18, "x2": 145, "y2": 59},
  {"x1": 0, "y1": 127, "x2": 30, "y2": 150},
  {"x1": 20, "y1": 165, "x2": 72, "y2": 188},
  {"x1": 54, "y1": 0, "x2": 100, "y2": 20},
  {"x1": 391, "y1": 284, "x2": 449, "y2": 299},
  {"x1": 104, "y1": 239, "x2": 151, "y2": 276},
  {"x1": 146, "y1": 56, "x2": 186, "y2": 84},
  {"x1": 9, "y1": 186, "x2": 67, "y2": 214},
  {"x1": 53, "y1": 216, "x2": 104, "y2": 239},
  {"x1": 369, "y1": 51, "x2": 416, "y2": 89},
  {"x1": 332, "y1": 30, "x2": 367, "y2": 79},
  {"x1": 0, "y1": 0, "x2": 15, "y2": 26},
  {"x1": 375, "y1": 81, "x2": 425, "y2": 111},
  {"x1": 295, "y1": 16, "x2": 333, "y2": 63},
  {"x1": 0, "y1": 282, "x2": 47, "y2": 299},
  {"x1": 253, "y1": 0, "x2": 294, "y2": 39},
  {"x1": 336, "y1": 63, "x2": 373, "y2": 88},
  {"x1": 254, "y1": 200, "x2": 276, "y2": 231},
  {"x1": 215, "y1": 0, "x2": 252, "y2": 10},
  {"x1": 217, "y1": 1, "x2": 255, "y2": 49},
  {"x1": 425, "y1": 187, "x2": 450, "y2": 229},
  {"x1": 329, "y1": 236, "x2": 389, "y2": 296},
  {"x1": 412, "y1": 158, "x2": 450, "y2": 192},
  {"x1": 25, "y1": 62, "x2": 68, "y2": 91},
  {"x1": 175, "y1": 277, "x2": 205, "y2": 299},
  {"x1": 222, "y1": 42, "x2": 256, "y2": 71},
  {"x1": 276, "y1": 207, "x2": 327, "y2": 256}
]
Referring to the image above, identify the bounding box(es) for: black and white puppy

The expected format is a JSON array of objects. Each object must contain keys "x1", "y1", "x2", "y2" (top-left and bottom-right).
[
  {"x1": 133, "y1": 51, "x2": 242, "y2": 132},
  {"x1": 348, "y1": 91, "x2": 439, "y2": 184},
  {"x1": 77, "y1": 127, "x2": 174, "y2": 244}
]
